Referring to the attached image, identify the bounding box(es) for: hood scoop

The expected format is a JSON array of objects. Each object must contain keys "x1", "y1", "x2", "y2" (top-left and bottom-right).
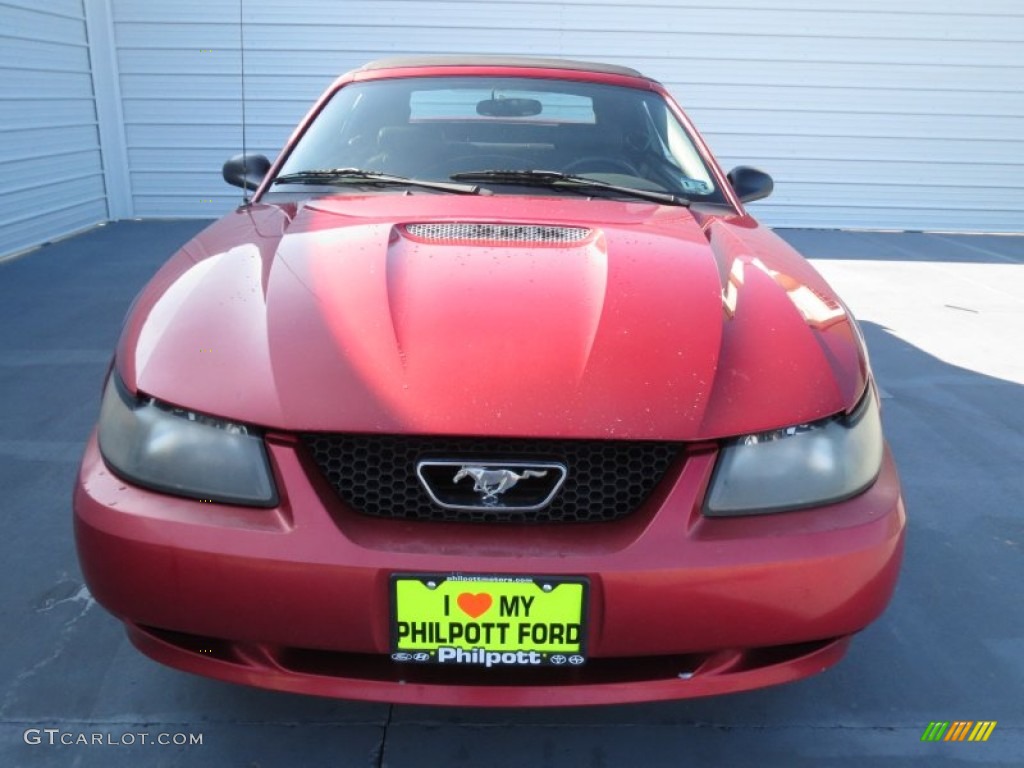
[
  {"x1": 403, "y1": 222, "x2": 592, "y2": 245},
  {"x1": 129, "y1": 197, "x2": 738, "y2": 439}
]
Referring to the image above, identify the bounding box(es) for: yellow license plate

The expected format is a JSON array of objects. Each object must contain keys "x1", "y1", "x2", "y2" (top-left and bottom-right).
[{"x1": 390, "y1": 574, "x2": 588, "y2": 668}]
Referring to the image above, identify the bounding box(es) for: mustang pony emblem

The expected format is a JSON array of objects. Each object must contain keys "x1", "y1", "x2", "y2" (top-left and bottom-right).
[
  {"x1": 415, "y1": 460, "x2": 566, "y2": 512},
  {"x1": 453, "y1": 466, "x2": 549, "y2": 504}
]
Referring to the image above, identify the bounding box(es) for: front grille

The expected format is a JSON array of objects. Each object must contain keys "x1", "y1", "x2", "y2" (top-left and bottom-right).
[
  {"x1": 404, "y1": 223, "x2": 591, "y2": 245},
  {"x1": 301, "y1": 434, "x2": 683, "y2": 523}
]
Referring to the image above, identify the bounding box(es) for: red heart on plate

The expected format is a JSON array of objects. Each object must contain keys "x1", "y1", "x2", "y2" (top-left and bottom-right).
[{"x1": 457, "y1": 592, "x2": 493, "y2": 620}]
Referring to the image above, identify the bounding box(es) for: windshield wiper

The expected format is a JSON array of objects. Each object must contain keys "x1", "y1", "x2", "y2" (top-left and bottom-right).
[
  {"x1": 272, "y1": 168, "x2": 482, "y2": 195},
  {"x1": 449, "y1": 169, "x2": 689, "y2": 206}
]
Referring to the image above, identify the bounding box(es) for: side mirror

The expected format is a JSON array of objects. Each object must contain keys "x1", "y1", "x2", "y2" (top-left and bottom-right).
[
  {"x1": 727, "y1": 166, "x2": 773, "y2": 203},
  {"x1": 222, "y1": 153, "x2": 271, "y2": 191}
]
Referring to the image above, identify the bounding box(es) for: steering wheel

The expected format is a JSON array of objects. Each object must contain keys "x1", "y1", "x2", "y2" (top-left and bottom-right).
[{"x1": 561, "y1": 156, "x2": 640, "y2": 176}]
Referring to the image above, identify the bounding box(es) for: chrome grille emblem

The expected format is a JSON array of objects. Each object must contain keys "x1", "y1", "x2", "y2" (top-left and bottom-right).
[
  {"x1": 453, "y1": 466, "x2": 548, "y2": 505},
  {"x1": 416, "y1": 460, "x2": 567, "y2": 512}
]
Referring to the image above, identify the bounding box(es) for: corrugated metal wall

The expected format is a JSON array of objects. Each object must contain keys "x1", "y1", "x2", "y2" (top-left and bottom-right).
[
  {"x1": 2, "y1": 0, "x2": 1021, "y2": 256},
  {"x1": 109, "y1": 0, "x2": 1024, "y2": 231},
  {"x1": 0, "y1": 0, "x2": 108, "y2": 257},
  {"x1": 111, "y1": 0, "x2": 367, "y2": 218}
]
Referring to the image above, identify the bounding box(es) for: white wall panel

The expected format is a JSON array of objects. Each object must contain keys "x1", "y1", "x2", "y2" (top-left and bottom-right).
[
  {"x1": 0, "y1": 1, "x2": 107, "y2": 257},
  {"x1": 102, "y1": 0, "x2": 1023, "y2": 230}
]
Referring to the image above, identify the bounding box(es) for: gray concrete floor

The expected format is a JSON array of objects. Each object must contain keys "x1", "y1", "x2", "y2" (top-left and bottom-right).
[{"x1": 0, "y1": 221, "x2": 1021, "y2": 766}]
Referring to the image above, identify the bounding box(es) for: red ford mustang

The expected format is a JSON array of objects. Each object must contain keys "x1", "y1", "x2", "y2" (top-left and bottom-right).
[{"x1": 73, "y1": 56, "x2": 906, "y2": 706}]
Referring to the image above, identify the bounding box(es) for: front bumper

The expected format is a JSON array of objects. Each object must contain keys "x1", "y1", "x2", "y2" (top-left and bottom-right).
[{"x1": 74, "y1": 432, "x2": 905, "y2": 706}]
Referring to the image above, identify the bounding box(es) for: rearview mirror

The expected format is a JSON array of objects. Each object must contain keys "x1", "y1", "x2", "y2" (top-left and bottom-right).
[
  {"x1": 727, "y1": 166, "x2": 773, "y2": 204},
  {"x1": 222, "y1": 153, "x2": 271, "y2": 191},
  {"x1": 476, "y1": 98, "x2": 543, "y2": 118}
]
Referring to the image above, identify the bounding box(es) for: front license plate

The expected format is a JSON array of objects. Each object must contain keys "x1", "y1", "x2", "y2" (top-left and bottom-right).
[{"x1": 390, "y1": 574, "x2": 588, "y2": 668}]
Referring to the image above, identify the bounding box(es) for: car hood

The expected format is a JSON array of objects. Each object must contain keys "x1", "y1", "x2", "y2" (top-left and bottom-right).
[{"x1": 117, "y1": 194, "x2": 866, "y2": 440}]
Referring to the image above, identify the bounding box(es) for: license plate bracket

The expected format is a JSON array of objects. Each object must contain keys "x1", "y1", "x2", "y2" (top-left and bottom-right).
[{"x1": 390, "y1": 573, "x2": 588, "y2": 668}]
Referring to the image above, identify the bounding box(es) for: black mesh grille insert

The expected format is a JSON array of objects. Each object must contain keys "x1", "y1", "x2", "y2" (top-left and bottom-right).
[{"x1": 301, "y1": 434, "x2": 684, "y2": 523}]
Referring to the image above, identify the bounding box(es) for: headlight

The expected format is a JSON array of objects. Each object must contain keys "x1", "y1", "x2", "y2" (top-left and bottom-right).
[
  {"x1": 704, "y1": 385, "x2": 883, "y2": 516},
  {"x1": 97, "y1": 373, "x2": 278, "y2": 506}
]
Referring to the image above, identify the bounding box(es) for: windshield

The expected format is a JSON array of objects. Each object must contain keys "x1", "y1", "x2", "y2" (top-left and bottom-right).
[{"x1": 274, "y1": 76, "x2": 724, "y2": 202}]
